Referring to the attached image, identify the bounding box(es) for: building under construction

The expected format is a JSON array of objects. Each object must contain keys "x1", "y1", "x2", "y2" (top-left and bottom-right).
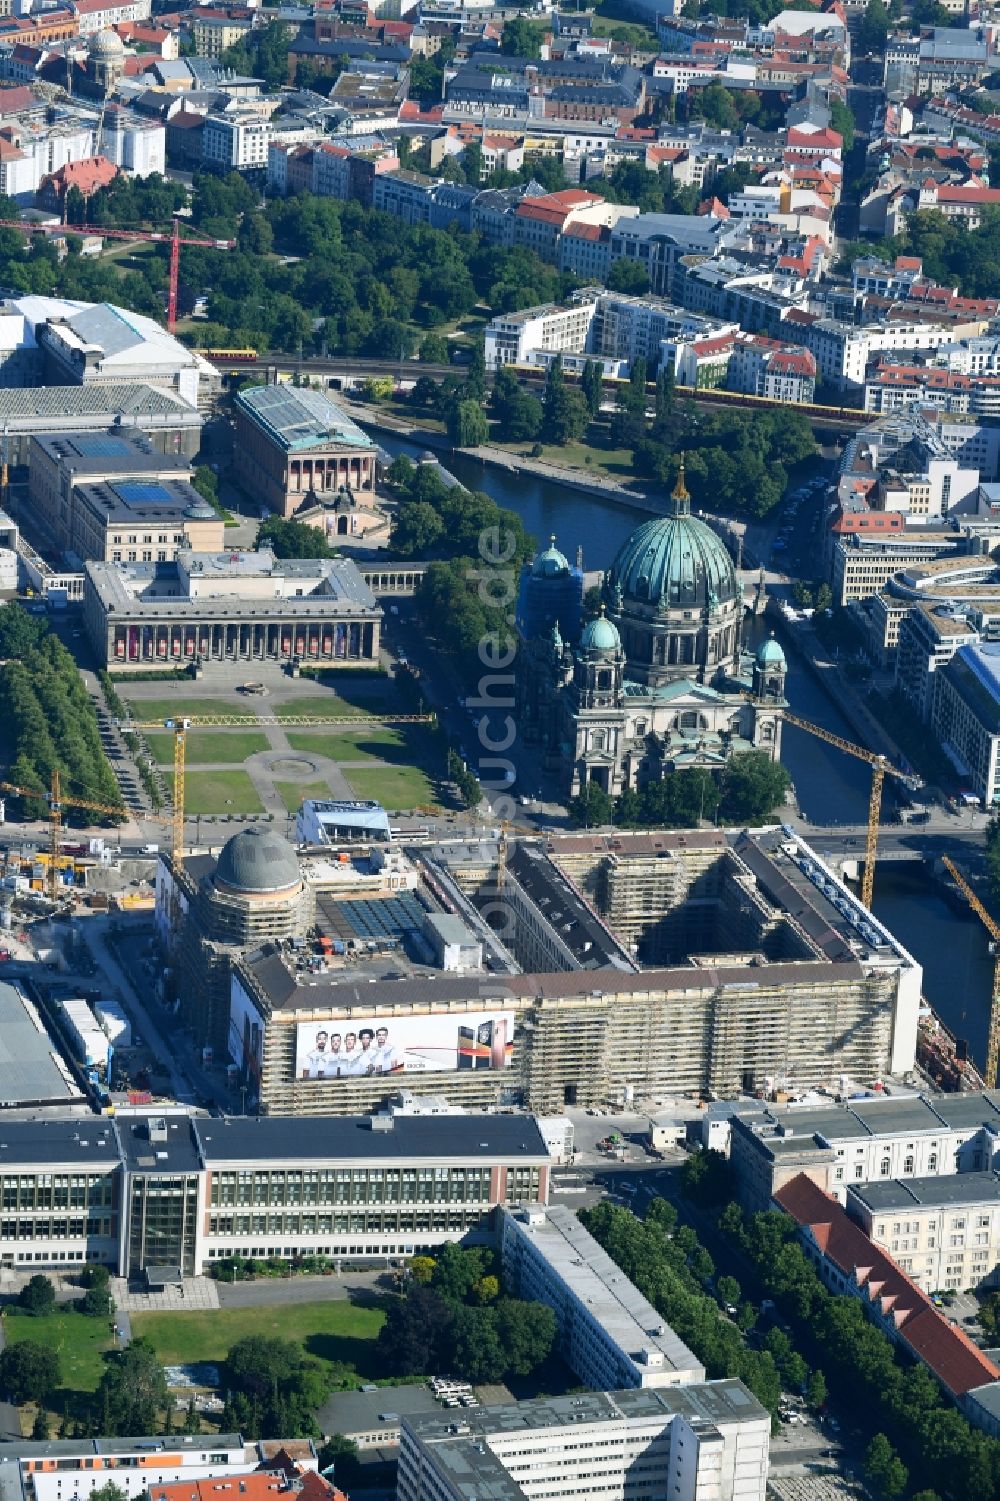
[{"x1": 199, "y1": 826, "x2": 922, "y2": 1116}]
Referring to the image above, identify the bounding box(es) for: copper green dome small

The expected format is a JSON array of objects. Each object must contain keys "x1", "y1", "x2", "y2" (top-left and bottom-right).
[
  {"x1": 579, "y1": 606, "x2": 621, "y2": 654},
  {"x1": 606, "y1": 461, "x2": 738, "y2": 613},
  {"x1": 756, "y1": 632, "x2": 786, "y2": 667},
  {"x1": 532, "y1": 534, "x2": 571, "y2": 578}
]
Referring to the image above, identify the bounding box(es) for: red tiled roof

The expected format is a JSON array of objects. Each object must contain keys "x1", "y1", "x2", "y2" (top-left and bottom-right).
[
  {"x1": 697, "y1": 195, "x2": 730, "y2": 218},
  {"x1": 691, "y1": 333, "x2": 735, "y2": 357},
  {"x1": 770, "y1": 348, "x2": 815, "y2": 375},
  {"x1": 561, "y1": 220, "x2": 604, "y2": 241},
  {"x1": 0, "y1": 84, "x2": 34, "y2": 113},
  {"x1": 41, "y1": 154, "x2": 118, "y2": 196},
  {"x1": 0, "y1": 136, "x2": 24, "y2": 161},
  {"x1": 398, "y1": 100, "x2": 443, "y2": 122},
  {"x1": 787, "y1": 125, "x2": 843, "y2": 149},
  {"x1": 775, "y1": 1174, "x2": 1000, "y2": 1397},
  {"x1": 936, "y1": 185, "x2": 1000, "y2": 206}
]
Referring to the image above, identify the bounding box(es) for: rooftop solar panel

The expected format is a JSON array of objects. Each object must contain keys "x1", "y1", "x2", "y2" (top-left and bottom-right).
[
  {"x1": 114, "y1": 482, "x2": 175, "y2": 505},
  {"x1": 73, "y1": 435, "x2": 135, "y2": 458}
]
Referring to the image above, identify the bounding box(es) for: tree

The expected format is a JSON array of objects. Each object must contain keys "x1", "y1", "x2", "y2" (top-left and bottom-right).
[
  {"x1": 681, "y1": 1148, "x2": 734, "y2": 1206},
  {"x1": 78, "y1": 1285, "x2": 112, "y2": 1318},
  {"x1": 31, "y1": 1410, "x2": 49, "y2": 1440},
  {"x1": 857, "y1": 0, "x2": 889, "y2": 54},
  {"x1": 806, "y1": 1369, "x2": 827, "y2": 1409},
  {"x1": 718, "y1": 752, "x2": 791, "y2": 823},
  {"x1": 448, "y1": 398, "x2": 489, "y2": 447},
  {"x1": 581, "y1": 359, "x2": 604, "y2": 418},
  {"x1": 419, "y1": 333, "x2": 450, "y2": 363},
  {"x1": 225, "y1": 1335, "x2": 330, "y2": 1439},
  {"x1": 318, "y1": 1436, "x2": 363, "y2": 1490},
  {"x1": 568, "y1": 781, "x2": 614, "y2": 828},
  {"x1": 96, "y1": 1341, "x2": 169, "y2": 1436},
  {"x1": 717, "y1": 1275, "x2": 741, "y2": 1307},
  {"x1": 491, "y1": 365, "x2": 543, "y2": 442},
  {"x1": 502, "y1": 17, "x2": 545, "y2": 56},
  {"x1": 408, "y1": 1255, "x2": 436, "y2": 1285},
  {"x1": 0, "y1": 1341, "x2": 61, "y2": 1404},
  {"x1": 607, "y1": 259, "x2": 651, "y2": 295},
  {"x1": 864, "y1": 1433, "x2": 908, "y2": 1501},
  {"x1": 81, "y1": 1264, "x2": 111, "y2": 1291},
  {"x1": 829, "y1": 99, "x2": 855, "y2": 153},
  {"x1": 257, "y1": 518, "x2": 334, "y2": 559},
  {"x1": 542, "y1": 357, "x2": 589, "y2": 445},
  {"x1": 17, "y1": 1275, "x2": 55, "y2": 1318}
]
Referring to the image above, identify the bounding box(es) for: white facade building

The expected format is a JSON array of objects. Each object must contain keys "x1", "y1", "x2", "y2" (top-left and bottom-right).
[
  {"x1": 848, "y1": 1173, "x2": 1000, "y2": 1291},
  {"x1": 202, "y1": 114, "x2": 269, "y2": 172},
  {"x1": 398, "y1": 1383, "x2": 770, "y2": 1501},
  {"x1": 101, "y1": 113, "x2": 166, "y2": 177},
  {"x1": 500, "y1": 1202, "x2": 706, "y2": 1390}
]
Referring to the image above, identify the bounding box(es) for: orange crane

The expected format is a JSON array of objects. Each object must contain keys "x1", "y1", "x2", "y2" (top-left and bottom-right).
[
  {"x1": 117, "y1": 713, "x2": 437, "y2": 874},
  {"x1": 0, "y1": 769, "x2": 169, "y2": 902},
  {"x1": 780, "y1": 709, "x2": 916, "y2": 909},
  {"x1": 0, "y1": 217, "x2": 236, "y2": 332},
  {"x1": 941, "y1": 856, "x2": 1000, "y2": 1088}
]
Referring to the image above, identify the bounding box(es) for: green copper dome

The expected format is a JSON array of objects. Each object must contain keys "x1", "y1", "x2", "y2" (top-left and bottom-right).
[
  {"x1": 756, "y1": 632, "x2": 786, "y2": 667},
  {"x1": 580, "y1": 609, "x2": 621, "y2": 654},
  {"x1": 606, "y1": 464, "x2": 738, "y2": 613},
  {"x1": 532, "y1": 535, "x2": 571, "y2": 578}
]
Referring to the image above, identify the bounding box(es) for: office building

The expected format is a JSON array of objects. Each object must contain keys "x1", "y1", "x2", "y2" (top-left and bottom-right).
[
  {"x1": 233, "y1": 385, "x2": 377, "y2": 520},
  {"x1": 932, "y1": 640, "x2": 1000, "y2": 805},
  {"x1": 84, "y1": 549, "x2": 381, "y2": 670},
  {"x1": 398, "y1": 1384, "x2": 770, "y2": 1501},
  {"x1": 0, "y1": 1109, "x2": 549, "y2": 1276},
  {"x1": 500, "y1": 1202, "x2": 706, "y2": 1389}
]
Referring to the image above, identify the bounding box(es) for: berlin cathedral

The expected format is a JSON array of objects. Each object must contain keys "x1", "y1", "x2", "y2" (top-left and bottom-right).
[{"x1": 515, "y1": 466, "x2": 787, "y2": 798}]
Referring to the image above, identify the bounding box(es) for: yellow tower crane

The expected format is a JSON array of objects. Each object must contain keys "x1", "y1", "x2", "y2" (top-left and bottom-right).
[
  {"x1": 940, "y1": 855, "x2": 1000, "y2": 1088},
  {"x1": 117, "y1": 713, "x2": 436, "y2": 874},
  {"x1": 0, "y1": 770, "x2": 167, "y2": 902},
  {"x1": 781, "y1": 709, "x2": 915, "y2": 909}
]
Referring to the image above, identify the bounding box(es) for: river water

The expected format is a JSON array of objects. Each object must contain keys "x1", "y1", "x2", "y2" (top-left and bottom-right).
[{"x1": 372, "y1": 430, "x2": 995, "y2": 1062}]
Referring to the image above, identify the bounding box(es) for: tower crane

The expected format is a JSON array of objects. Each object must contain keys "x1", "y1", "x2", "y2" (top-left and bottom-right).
[
  {"x1": 940, "y1": 856, "x2": 1000, "y2": 1088},
  {"x1": 0, "y1": 769, "x2": 169, "y2": 902},
  {"x1": 780, "y1": 709, "x2": 915, "y2": 909},
  {"x1": 0, "y1": 218, "x2": 236, "y2": 332},
  {"x1": 116, "y1": 713, "x2": 437, "y2": 874}
]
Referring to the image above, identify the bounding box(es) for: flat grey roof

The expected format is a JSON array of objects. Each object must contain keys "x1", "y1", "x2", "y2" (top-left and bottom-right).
[
  {"x1": 0, "y1": 981, "x2": 83, "y2": 1107},
  {"x1": 195, "y1": 1114, "x2": 549, "y2": 1165},
  {"x1": 115, "y1": 1113, "x2": 202, "y2": 1175},
  {"x1": 849, "y1": 1172, "x2": 1000, "y2": 1213},
  {"x1": 0, "y1": 1114, "x2": 116, "y2": 1165},
  {"x1": 316, "y1": 1382, "x2": 443, "y2": 1437},
  {"x1": 504, "y1": 1203, "x2": 704, "y2": 1380}
]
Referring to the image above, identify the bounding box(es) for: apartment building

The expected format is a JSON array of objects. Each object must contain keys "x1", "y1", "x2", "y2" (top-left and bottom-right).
[
  {"x1": 848, "y1": 1174, "x2": 1000, "y2": 1291},
  {"x1": 500, "y1": 1202, "x2": 706, "y2": 1390},
  {"x1": 831, "y1": 532, "x2": 958, "y2": 607},
  {"x1": 202, "y1": 114, "x2": 268, "y2": 172},
  {"x1": 190, "y1": 6, "x2": 254, "y2": 57}
]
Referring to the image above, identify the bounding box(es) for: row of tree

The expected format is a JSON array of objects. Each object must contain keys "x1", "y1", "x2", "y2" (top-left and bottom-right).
[
  {"x1": 0, "y1": 616, "x2": 123, "y2": 823},
  {"x1": 720, "y1": 1201, "x2": 997, "y2": 1500},
  {"x1": 568, "y1": 755, "x2": 791, "y2": 830},
  {"x1": 377, "y1": 1244, "x2": 557, "y2": 1383}
]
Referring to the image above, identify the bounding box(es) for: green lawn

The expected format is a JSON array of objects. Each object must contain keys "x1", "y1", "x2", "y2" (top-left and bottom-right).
[
  {"x1": 272, "y1": 694, "x2": 364, "y2": 719},
  {"x1": 145, "y1": 730, "x2": 270, "y2": 766},
  {"x1": 276, "y1": 780, "x2": 331, "y2": 813},
  {"x1": 131, "y1": 1299, "x2": 385, "y2": 1379},
  {"x1": 3, "y1": 1308, "x2": 112, "y2": 1395},
  {"x1": 166, "y1": 770, "x2": 264, "y2": 815},
  {"x1": 345, "y1": 765, "x2": 440, "y2": 810},
  {"x1": 125, "y1": 697, "x2": 247, "y2": 723},
  {"x1": 286, "y1": 727, "x2": 434, "y2": 767}
]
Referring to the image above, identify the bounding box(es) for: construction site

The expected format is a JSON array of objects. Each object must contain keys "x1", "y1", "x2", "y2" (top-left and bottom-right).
[{"x1": 177, "y1": 824, "x2": 925, "y2": 1117}]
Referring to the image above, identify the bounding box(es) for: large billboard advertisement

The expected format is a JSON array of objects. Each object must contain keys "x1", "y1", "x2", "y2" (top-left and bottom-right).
[{"x1": 295, "y1": 1011, "x2": 515, "y2": 1081}]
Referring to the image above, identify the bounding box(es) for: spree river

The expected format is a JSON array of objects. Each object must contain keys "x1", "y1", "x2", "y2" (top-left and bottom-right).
[{"x1": 373, "y1": 431, "x2": 996, "y2": 1062}]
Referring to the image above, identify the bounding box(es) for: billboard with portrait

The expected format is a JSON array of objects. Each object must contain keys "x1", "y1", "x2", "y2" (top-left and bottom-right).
[{"x1": 295, "y1": 1011, "x2": 515, "y2": 1082}]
